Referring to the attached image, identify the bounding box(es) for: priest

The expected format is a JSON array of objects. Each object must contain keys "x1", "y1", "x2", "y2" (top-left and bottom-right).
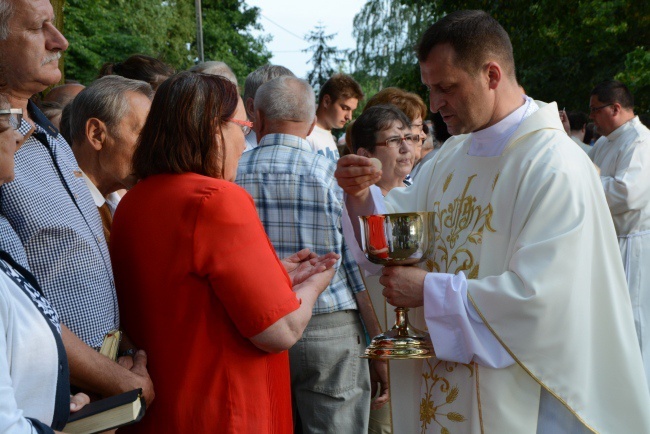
[
  {"x1": 337, "y1": 10, "x2": 650, "y2": 434},
  {"x1": 588, "y1": 79, "x2": 650, "y2": 392}
]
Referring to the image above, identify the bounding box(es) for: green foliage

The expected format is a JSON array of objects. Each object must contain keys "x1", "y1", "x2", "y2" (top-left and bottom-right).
[
  {"x1": 616, "y1": 48, "x2": 650, "y2": 113},
  {"x1": 64, "y1": 0, "x2": 195, "y2": 84},
  {"x1": 303, "y1": 24, "x2": 341, "y2": 94},
  {"x1": 349, "y1": 0, "x2": 434, "y2": 109},
  {"x1": 63, "y1": 0, "x2": 270, "y2": 86},
  {"x1": 198, "y1": 0, "x2": 272, "y2": 84},
  {"x1": 352, "y1": 0, "x2": 650, "y2": 114}
]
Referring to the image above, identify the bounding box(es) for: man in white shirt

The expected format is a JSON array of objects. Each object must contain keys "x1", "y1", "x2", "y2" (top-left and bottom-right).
[
  {"x1": 242, "y1": 64, "x2": 295, "y2": 152},
  {"x1": 308, "y1": 73, "x2": 364, "y2": 162},
  {"x1": 588, "y1": 79, "x2": 650, "y2": 390},
  {"x1": 336, "y1": 10, "x2": 650, "y2": 433},
  {"x1": 69, "y1": 75, "x2": 153, "y2": 244}
]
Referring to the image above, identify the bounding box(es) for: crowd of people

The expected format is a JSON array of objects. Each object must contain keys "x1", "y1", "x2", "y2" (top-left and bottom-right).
[{"x1": 1, "y1": 1, "x2": 650, "y2": 433}]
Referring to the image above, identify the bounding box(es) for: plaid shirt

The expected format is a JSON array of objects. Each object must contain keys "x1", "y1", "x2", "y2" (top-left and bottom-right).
[
  {"x1": 0, "y1": 102, "x2": 117, "y2": 348},
  {"x1": 236, "y1": 134, "x2": 365, "y2": 314}
]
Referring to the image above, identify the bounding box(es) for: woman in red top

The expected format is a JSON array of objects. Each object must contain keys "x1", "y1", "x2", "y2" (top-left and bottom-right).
[{"x1": 110, "y1": 72, "x2": 337, "y2": 433}]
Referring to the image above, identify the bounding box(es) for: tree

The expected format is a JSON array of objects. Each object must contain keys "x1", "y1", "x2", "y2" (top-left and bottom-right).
[
  {"x1": 64, "y1": 0, "x2": 195, "y2": 84},
  {"x1": 52, "y1": 0, "x2": 65, "y2": 84},
  {"x1": 303, "y1": 24, "x2": 340, "y2": 94},
  {"x1": 348, "y1": 0, "x2": 436, "y2": 108},
  {"x1": 198, "y1": 0, "x2": 272, "y2": 84},
  {"x1": 351, "y1": 0, "x2": 649, "y2": 114},
  {"x1": 62, "y1": 0, "x2": 271, "y2": 86}
]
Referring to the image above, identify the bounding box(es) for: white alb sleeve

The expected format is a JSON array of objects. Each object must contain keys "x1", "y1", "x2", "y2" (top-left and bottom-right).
[{"x1": 423, "y1": 272, "x2": 515, "y2": 368}]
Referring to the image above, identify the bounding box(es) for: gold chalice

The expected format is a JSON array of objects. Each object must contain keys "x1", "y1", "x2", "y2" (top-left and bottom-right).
[{"x1": 359, "y1": 212, "x2": 434, "y2": 359}]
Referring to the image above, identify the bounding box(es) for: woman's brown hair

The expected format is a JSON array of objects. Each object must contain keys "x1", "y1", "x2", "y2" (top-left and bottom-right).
[
  {"x1": 365, "y1": 87, "x2": 427, "y2": 122},
  {"x1": 132, "y1": 71, "x2": 239, "y2": 180}
]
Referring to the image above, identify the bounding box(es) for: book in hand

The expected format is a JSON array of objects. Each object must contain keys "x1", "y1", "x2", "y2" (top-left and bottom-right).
[
  {"x1": 98, "y1": 329, "x2": 122, "y2": 361},
  {"x1": 63, "y1": 388, "x2": 145, "y2": 434}
]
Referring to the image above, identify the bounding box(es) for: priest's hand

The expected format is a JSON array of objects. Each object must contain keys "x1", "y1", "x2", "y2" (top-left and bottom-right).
[
  {"x1": 335, "y1": 154, "x2": 382, "y2": 198},
  {"x1": 380, "y1": 266, "x2": 428, "y2": 307}
]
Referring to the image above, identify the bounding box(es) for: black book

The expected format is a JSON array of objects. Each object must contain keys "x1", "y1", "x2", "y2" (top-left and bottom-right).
[{"x1": 63, "y1": 388, "x2": 145, "y2": 434}]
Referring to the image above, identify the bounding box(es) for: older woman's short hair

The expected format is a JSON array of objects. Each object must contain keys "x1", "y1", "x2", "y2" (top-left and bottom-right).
[
  {"x1": 190, "y1": 61, "x2": 238, "y2": 87},
  {"x1": 68, "y1": 75, "x2": 153, "y2": 146},
  {"x1": 364, "y1": 87, "x2": 427, "y2": 122},
  {"x1": 132, "y1": 72, "x2": 239, "y2": 180},
  {"x1": 350, "y1": 104, "x2": 411, "y2": 154}
]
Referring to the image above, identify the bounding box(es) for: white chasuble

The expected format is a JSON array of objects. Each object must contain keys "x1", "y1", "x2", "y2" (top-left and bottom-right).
[
  {"x1": 589, "y1": 116, "x2": 650, "y2": 391},
  {"x1": 383, "y1": 101, "x2": 650, "y2": 433}
]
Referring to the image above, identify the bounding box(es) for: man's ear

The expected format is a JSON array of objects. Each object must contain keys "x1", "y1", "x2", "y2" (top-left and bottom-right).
[
  {"x1": 254, "y1": 109, "x2": 265, "y2": 142},
  {"x1": 245, "y1": 97, "x2": 255, "y2": 120},
  {"x1": 321, "y1": 94, "x2": 331, "y2": 109},
  {"x1": 86, "y1": 118, "x2": 107, "y2": 151},
  {"x1": 611, "y1": 103, "x2": 622, "y2": 116},
  {"x1": 485, "y1": 62, "x2": 502, "y2": 90}
]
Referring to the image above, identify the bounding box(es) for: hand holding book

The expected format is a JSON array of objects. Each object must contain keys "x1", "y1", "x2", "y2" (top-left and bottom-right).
[{"x1": 63, "y1": 389, "x2": 145, "y2": 434}]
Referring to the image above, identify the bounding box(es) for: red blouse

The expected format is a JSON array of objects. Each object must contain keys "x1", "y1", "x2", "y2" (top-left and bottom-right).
[{"x1": 111, "y1": 173, "x2": 299, "y2": 434}]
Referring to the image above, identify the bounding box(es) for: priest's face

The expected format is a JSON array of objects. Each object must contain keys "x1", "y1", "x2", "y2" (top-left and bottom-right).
[
  {"x1": 420, "y1": 43, "x2": 494, "y2": 135},
  {"x1": 589, "y1": 95, "x2": 616, "y2": 136}
]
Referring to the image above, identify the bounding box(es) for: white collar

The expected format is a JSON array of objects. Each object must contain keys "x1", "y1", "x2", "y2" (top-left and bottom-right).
[
  {"x1": 469, "y1": 96, "x2": 538, "y2": 157},
  {"x1": 81, "y1": 172, "x2": 106, "y2": 207},
  {"x1": 606, "y1": 116, "x2": 640, "y2": 142}
]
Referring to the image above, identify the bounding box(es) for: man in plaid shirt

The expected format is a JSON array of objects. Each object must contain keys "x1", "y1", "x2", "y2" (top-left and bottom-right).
[{"x1": 237, "y1": 76, "x2": 389, "y2": 433}]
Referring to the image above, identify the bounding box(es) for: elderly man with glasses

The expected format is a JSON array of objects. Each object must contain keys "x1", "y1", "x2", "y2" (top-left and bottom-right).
[{"x1": 588, "y1": 79, "x2": 650, "y2": 392}]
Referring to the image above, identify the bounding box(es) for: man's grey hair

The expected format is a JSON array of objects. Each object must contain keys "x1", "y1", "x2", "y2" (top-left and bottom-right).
[
  {"x1": 255, "y1": 76, "x2": 315, "y2": 123},
  {"x1": 189, "y1": 61, "x2": 238, "y2": 86},
  {"x1": 243, "y1": 64, "x2": 295, "y2": 104},
  {"x1": 69, "y1": 75, "x2": 153, "y2": 146},
  {"x1": 0, "y1": 1, "x2": 14, "y2": 40}
]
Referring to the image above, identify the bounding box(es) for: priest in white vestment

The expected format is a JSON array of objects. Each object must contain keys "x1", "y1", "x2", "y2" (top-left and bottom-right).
[
  {"x1": 337, "y1": 11, "x2": 650, "y2": 434},
  {"x1": 588, "y1": 79, "x2": 650, "y2": 392}
]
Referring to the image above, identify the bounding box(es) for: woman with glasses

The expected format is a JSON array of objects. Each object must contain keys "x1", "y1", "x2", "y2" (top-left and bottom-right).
[
  {"x1": 350, "y1": 105, "x2": 416, "y2": 196},
  {"x1": 1, "y1": 92, "x2": 90, "y2": 433},
  {"x1": 109, "y1": 72, "x2": 338, "y2": 433},
  {"x1": 363, "y1": 87, "x2": 428, "y2": 169},
  {"x1": 346, "y1": 104, "x2": 420, "y2": 434}
]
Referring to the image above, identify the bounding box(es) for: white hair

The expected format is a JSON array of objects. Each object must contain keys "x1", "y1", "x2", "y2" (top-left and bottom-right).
[
  {"x1": 255, "y1": 76, "x2": 315, "y2": 123},
  {"x1": 190, "y1": 61, "x2": 237, "y2": 86}
]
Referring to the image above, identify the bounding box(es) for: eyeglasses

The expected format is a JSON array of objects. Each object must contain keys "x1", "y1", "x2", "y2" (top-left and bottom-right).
[
  {"x1": 0, "y1": 108, "x2": 23, "y2": 130},
  {"x1": 589, "y1": 104, "x2": 613, "y2": 114},
  {"x1": 376, "y1": 134, "x2": 420, "y2": 148},
  {"x1": 228, "y1": 118, "x2": 253, "y2": 135}
]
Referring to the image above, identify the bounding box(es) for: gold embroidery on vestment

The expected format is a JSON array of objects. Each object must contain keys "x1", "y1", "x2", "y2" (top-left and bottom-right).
[
  {"x1": 420, "y1": 359, "x2": 472, "y2": 433},
  {"x1": 430, "y1": 174, "x2": 495, "y2": 274},
  {"x1": 418, "y1": 172, "x2": 497, "y2": 433}
]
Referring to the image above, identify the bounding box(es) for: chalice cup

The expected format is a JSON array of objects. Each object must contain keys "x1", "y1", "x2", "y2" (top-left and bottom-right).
[{"x1": 359, "y1": 212, "x2": 434, "y2": 359}]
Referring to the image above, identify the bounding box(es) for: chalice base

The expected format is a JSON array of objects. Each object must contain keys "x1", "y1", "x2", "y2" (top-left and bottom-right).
[{"x1": 362, "y1": 310, "x2": 434, "y2": 360}]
